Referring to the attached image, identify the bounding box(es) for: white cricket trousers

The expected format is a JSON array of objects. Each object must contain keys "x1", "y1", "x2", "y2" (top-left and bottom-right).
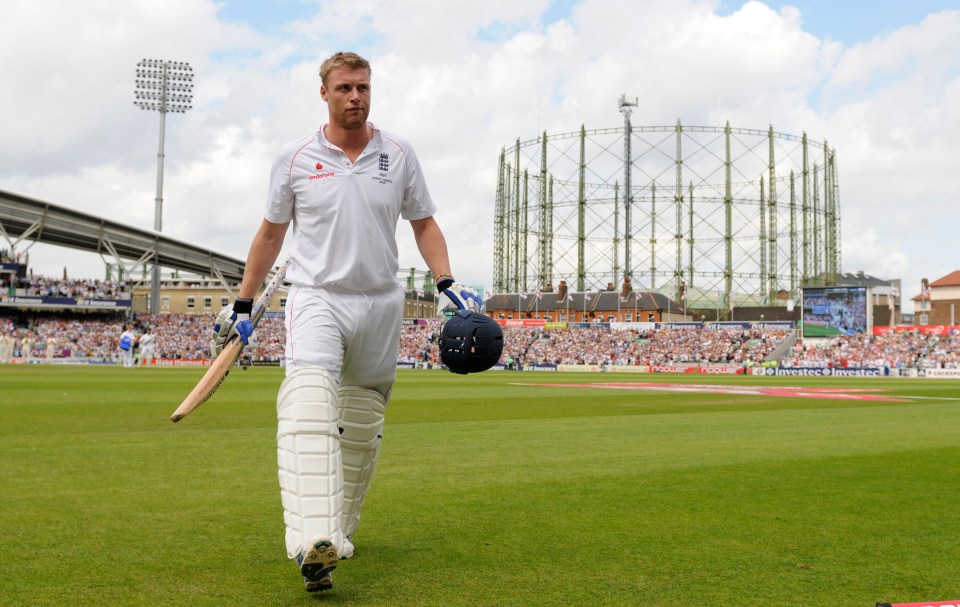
[
  {"x1": 278, "y1": 283, "x2": 403, "y2": 558},
  {"x1": 283, "y1": 283, "x2": 404, "y2": 390}
]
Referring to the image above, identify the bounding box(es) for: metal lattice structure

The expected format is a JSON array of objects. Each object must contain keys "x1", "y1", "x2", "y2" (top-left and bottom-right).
[{"x1": 493, "y1": 116, "x2": 840, "y2": 309}]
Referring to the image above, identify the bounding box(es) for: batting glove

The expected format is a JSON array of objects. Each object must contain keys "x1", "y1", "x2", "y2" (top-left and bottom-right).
[
  {"x1": 210, "y1": 298, "x2": 255, "y2": 357},
  {"x1": 437, "y1": 276, "x2": 485, "y2": 314}
]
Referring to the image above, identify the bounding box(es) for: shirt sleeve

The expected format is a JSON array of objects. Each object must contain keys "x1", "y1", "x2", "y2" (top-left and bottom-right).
[
  {"x1": 264, "y1": 142, "x2": 298, "y2": 224},
  {"x1": 400, "y1": 143, "x2": 438, "y2": 221}
]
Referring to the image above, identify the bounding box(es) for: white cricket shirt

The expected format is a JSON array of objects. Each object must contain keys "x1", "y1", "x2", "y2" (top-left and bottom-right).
[{"x1": 264, "y1": 123, "x2": 437, "y2": 291}]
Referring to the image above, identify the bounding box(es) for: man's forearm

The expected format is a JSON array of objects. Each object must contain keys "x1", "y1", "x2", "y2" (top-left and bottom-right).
[
  {"x1": 238, "y1": 220, "x2": 288, "y2": 299},
  {"x1": 411, "y1": 216, "x2": 452, "y2": 279}
]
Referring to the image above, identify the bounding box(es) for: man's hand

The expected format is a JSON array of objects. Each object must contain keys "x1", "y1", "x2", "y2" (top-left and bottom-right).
[
  {"x1": 210, "y1": 298, "x2": 255, "y2": 357},
  {"x1": 437, "y1": 276, "x2": 484, "y2": 314}
]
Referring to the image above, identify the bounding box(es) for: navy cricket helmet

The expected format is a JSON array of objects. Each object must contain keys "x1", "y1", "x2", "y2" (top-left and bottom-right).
[{"x1": 438, "y1": 310, "x2": 504, "y2": 374}]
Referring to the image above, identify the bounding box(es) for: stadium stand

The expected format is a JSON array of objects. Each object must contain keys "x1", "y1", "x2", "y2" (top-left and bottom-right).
[
  {"x1": 505, "y1": 325, "x2": 789, "y2": 366},
  {"x1": 787, "y1": 331, "x2": 960, "y2": 370},
  {"x1": 22, "y1": 277, "x2": 127, "y2": 299},
  {"x1": 2, "y1": 275, "x2": 959, "y2": 371}
]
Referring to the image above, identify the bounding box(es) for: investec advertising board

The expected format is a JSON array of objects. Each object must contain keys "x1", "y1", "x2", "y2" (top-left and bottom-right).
[{"x1": 752, "y1": 367, "x2": 884, "y2": 377}]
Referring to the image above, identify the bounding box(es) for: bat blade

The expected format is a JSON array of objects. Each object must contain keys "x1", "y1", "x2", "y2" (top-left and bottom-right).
[
  {"x1": 170, "y1": 337, "x2": 244, "y2": 422},
  {"x1": 169, "y1": 254, "x2": 291, "y2": 423}
]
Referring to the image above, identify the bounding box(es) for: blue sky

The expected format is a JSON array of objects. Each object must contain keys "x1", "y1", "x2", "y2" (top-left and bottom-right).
[
  {"x1": 214, "y1": 0, "x2": 309, "y2": 33},
  {"x1": 211, "y1": 0, "x2": 960, "y2": 115},
  {"x1": 215, "y1": 0, "x2": 583, "y2": 33},
  {"x1": 215, "y1": 0, "x2": 960, "y2": 46},
  {"x1": 750, "y1": 0, "x2": 960, "y2": 43}
]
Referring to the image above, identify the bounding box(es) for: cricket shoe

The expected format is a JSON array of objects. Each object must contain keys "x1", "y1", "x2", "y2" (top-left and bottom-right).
[
  {"x1": 340, "y1": 536, "x2": 354, "y2": 560},
  {"x1": 296, "y1": 539, "x2": 338, "y2": 592},
  {"x1": 302, "y1": 571, "x2": 333, "y2": 593}
]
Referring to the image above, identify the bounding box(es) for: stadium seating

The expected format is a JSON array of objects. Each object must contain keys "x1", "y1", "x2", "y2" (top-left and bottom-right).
[{"x1": 2, "y1": 307, "x2": 957, "y2": 369}]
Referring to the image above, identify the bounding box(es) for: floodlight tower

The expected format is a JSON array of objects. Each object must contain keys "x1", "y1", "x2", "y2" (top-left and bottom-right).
[
  {"x1": 619, "y1": 95, "x2": 638, "y2": 282},
  {"x1": 134, "y1": 59, "x2": 194, "y2": 314}
]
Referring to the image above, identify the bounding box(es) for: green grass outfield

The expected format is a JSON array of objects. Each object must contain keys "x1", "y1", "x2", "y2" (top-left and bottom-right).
[
  {"x1": 801, "y1": 323, "x2": 847, "y2": 338},
  {"x1": 2, "y1": 365, "x2": 960, "y2": 607}
]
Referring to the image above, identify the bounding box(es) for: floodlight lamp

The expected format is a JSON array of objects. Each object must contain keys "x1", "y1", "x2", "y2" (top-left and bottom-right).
[{"x1": 618, "y1": 94, "x2": 638, "y2": 110}]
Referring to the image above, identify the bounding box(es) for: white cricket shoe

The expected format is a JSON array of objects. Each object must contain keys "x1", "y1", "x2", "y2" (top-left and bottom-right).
[{"x1": 340, "y1": 535, "x2": 355, "y2": 559}]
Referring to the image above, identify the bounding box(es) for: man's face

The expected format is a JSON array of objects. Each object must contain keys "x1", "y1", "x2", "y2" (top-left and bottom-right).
[{"x1": 321, "y1": 67, "x2": 371, "y2": 130}]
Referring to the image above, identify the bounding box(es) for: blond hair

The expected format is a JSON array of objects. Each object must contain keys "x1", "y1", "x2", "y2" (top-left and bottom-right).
[{"x1": 319, "y1": 52, "x2": 371, "y2": 85}]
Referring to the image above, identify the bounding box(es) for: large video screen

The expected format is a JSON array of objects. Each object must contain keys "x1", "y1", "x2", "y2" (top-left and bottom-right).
[{"x1": 802, "y1": 286, "x2": 870, "y2": 338}]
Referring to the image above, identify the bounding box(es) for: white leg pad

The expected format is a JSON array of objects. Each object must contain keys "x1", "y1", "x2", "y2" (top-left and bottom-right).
[
  {"x1": 338, "y1": 386, "x2": 386, "y2": 537},
  {"x1": 277, "y1": 367, "x2": 344, "y2": 559}
]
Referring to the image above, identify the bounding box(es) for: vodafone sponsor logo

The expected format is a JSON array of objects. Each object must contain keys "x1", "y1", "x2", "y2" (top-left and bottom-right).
[{"x1": 309, "y1": 171, "x2": 335, "y2": 180}]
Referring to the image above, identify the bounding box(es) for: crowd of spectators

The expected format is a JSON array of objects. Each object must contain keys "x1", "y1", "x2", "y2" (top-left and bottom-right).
[
  {"x1": 2, "y1": 312, "x2": 959, "y2": 370},
  {"x1": 20, "y1": 276, "x2": 129, "y2": 300},
  {"x1": 19, "y1": 316, "x2": 119, "y2": 359},
  {"x1": 138, "y1": 314, "x2": 216, "y2": 360},
  {"x1": 398, "y1": 322, "x2": 442, "y2": 365},
  {"x1": 787, "y1": 331, "x2": 960, "y2": 369},
  {"x1": 2, "y1": 313, "x2": 284, "y2": 361},
  {"x1": 919, "y1": 334, "x2": 960, "y2": 369},
  {"x1": 130, "y1": 313, "x2": 287, "y2": 361},
  {"x1": 510, "y1": 325, "x2": 787, "y2": 366}
]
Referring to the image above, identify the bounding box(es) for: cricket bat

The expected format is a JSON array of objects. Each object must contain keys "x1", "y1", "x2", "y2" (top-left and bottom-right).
[{"x1": 170, "y1": 255, "x2": 291, "y2": 423}]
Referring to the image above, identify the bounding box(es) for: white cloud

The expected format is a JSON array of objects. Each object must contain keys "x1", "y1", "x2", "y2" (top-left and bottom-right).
[
  {"x1": 841, "y1": 227, "x2": 909, "y2": 279},
  {"x1": 817, "y1": 9, "x2": 960, "y2": 300}
]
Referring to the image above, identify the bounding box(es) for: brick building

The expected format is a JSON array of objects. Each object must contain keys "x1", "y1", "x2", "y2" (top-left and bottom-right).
[
  {"x1": 132, "y1": 280, "x2": 437, "y2": 319},
  {"x1": 912, "y1": 271, "x2": 960, "y2": 326},
  {"x1": 484, "y1": 279, "x2": 690, "y2": 323}
]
